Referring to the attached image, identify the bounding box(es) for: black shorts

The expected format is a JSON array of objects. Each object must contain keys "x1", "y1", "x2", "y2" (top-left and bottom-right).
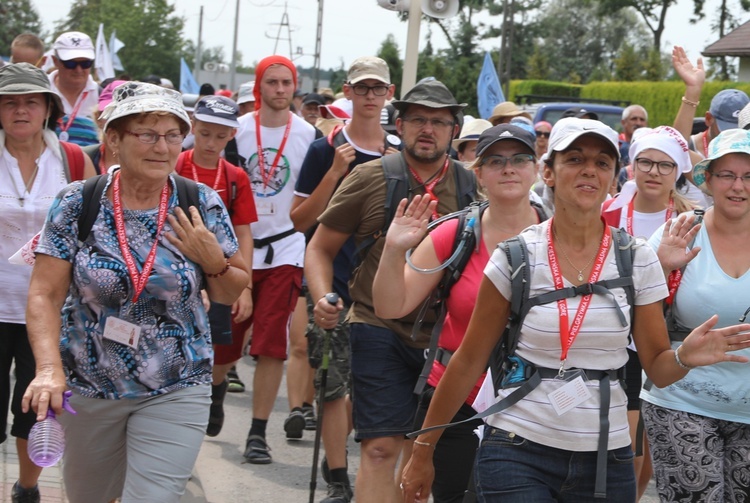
[{"x1": 0, "y1": 322, "x2": 38, "y2": 442}]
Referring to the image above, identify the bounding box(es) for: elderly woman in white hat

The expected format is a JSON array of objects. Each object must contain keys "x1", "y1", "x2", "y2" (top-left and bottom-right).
[
  {"x1": 643, "y1": 128, "x2": 750, "y2": 502},
  {"x1": 400, "y1": 118, "x2": 750, "y2": 503},
  {"x1": 22, "y1": 81, "x2": 249, "y2": 502},
  {"x1": 0, "y1": 62, "x2": 96, "y2": 503}
]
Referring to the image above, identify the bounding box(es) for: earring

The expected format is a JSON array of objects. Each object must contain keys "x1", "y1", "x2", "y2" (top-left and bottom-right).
[{"x1": 113, "y1": 150, "x2": 118, "y2": 158}]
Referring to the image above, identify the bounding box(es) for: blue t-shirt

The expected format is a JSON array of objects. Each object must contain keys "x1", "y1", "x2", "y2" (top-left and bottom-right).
[
  {"x1": 35, "y1": 173, "x2": 239, "y2": 399},
  {"x1": 56, "y1": 116, "x2": 99, "y2": 147},
  {"x1": 295, "y1": 131, "x2": 384, "y2": 306},
  {"x1": 643, "y1": 217, "x2": 750, "y2": 423}
]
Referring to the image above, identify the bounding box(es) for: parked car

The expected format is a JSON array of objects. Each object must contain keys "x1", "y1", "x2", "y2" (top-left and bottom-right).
[{"x1": 516, "y1": 95, "x2": 628, "y2": 131}]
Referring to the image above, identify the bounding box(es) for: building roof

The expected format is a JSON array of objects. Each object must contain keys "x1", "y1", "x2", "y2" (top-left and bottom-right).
[{"x1": 703, "y1": 20, "x2": 750, "y2": 57}]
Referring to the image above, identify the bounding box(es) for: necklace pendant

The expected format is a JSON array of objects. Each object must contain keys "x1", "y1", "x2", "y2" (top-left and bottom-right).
[
  {"x1": 18, "y1": 197, "x2": 24, "y2": 208},
  {"x1": 577, "y1": 272, "x2": 584, "y2": 282}
]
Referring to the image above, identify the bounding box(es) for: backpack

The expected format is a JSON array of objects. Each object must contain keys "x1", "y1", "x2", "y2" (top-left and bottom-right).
[
  {"x1": 413, "y1": 199, "x2": 552, "y2": 394},
  {"x1": 354, "y1": 152, "x2": 477, "y2": 264},
  {"x1": 77, "y1": 173, "x2": 200, "y2": 244},
  {"x1": 174, "y1": 152, "x2": 239, "y2": 215},
  {"x1": 60, "y1": 141, "x2": 86, "y2": 182},
  {"x1": 409, "y1": 225, "x2": 636, "y2": 500}
]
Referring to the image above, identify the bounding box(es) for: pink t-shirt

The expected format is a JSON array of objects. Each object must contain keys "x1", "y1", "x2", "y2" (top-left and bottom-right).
[{"x1": 427, "y1": 218, "x2": 490, "y2": 404}]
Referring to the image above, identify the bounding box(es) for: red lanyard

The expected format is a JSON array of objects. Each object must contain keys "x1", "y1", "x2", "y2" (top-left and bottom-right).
[
  {"x1": 255, "y1": 111, "x2": 292, "y2": 189},
  {"x1": 408, "y1": 156, "x2": 450, "y2": 219},
  {"x1": 112, "y1": 171, "x2": 170, "y2": 303},
  {"x1": 186, "y1": 150, "x2": 223, "y2": 190},
  {"x1": 625, "y1": 195, "x2": 673, "y2": 236},
  {"x1": 702, "y1": 129, "x2": 710, "y2": 158},
  {"x1": 59, "y1": 91, "x2": 89, "y2": 136},
  {"x1": 547, "y1": 219, "x2": 612, "y2": 362}
]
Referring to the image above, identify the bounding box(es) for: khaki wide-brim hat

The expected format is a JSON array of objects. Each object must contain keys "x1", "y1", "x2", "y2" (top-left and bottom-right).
[
  {"x1": 488, "y1": 101, "x2": 531, "y2": 124},
  {"x1": 0, "y1": 62, "x2": 64, "y2": 124}
]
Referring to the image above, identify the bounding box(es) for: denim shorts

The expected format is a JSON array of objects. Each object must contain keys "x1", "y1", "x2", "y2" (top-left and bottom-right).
[
  {"x1": 349, "y1": 322, "x2": 425, "y2": 440},
  {"x1": 475, "y1": 426, "x2": 636, "y2": 503}
]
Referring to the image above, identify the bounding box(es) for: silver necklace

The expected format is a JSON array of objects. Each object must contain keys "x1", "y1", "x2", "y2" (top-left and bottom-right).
[
  {"x1": 5, "y1": 147, "x2": 43, "y2": 207},
  {"x1": 553, "y1": 226, "x2": 598, "y2": 282}
]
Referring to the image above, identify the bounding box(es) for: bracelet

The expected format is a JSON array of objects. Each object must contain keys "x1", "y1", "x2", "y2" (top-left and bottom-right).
[
  {"x1": 681, "y1": 96, "x2": 700, "y2": 108},
  {"x1": 674, "y1": 345, "x2": 694, "y2": 370},
  {"x1": 413, "y1": 439, "x2": 435, "y2": 449},
  {"x1": 206, "y1": 260, "x2": 231, "y2": 278}
]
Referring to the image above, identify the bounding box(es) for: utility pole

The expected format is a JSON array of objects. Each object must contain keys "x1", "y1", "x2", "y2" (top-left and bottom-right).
[
  {"x1": 230, "y1": 0, "x2": 240, "y2": 91},
  {"x1": 312, "y1": 0, "x2": 324, "y2": 90},
  {"x1": 195, "y1": 5, "x2": 203, "y2": 78},
  {"x1": 401, "y1": 0, "x2": 422, "y2": 95}
]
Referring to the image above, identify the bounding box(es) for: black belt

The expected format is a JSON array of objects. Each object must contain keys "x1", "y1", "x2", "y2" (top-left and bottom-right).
[{"x1": 253, "y1": 228, "x2": 297, "y2": 265}]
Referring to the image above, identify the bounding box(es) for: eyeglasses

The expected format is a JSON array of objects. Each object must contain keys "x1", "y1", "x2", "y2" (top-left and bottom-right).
[
  {"x1": 535, "y1": 131, "x2": 550, "y2": 138},
  {"x1": 711, "y1": 171, "x2": 750, "y2": 186},
  {"x1": 402, "y1": 116, "x2": 454, "y2": 130},
  {"x1": 125, "y1": 130, "x2": 185, "y2": 145},
  {"x1": 349, "y1": 83, "x2": 390, "y2": 96},
  {"x1": 634, "y1": 157, "x2": 677, "y2": 176},
  {"x1": 60, "y1": 59, "x2": 94, "y2": 70},
  {"x1": 481, "y1": 154, "x2": 535, "y2": 170}
]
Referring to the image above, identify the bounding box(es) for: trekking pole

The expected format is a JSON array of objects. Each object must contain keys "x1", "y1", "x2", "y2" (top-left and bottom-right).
[{"x1": 309, "y1": 292, "x2": 339, "y2": 503}]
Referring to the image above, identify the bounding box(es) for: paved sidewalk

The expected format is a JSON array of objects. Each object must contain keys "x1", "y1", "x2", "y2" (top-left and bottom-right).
[{"x1": 2, "y1": 356, "x2": 658, "y2": 502}]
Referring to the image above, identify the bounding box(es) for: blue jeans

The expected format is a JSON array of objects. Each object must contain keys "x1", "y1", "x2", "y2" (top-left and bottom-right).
[{"x1": 474, "y1": 426, "x2": 636, "y2": 502}]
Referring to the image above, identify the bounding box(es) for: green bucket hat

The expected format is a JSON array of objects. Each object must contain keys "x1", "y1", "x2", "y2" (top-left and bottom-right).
[{"x1": 0, "y1": 62, "x2": 64, "y2": 129}]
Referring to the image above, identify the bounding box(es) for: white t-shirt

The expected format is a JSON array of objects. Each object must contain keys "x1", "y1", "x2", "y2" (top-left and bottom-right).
[
  {"x1": 0, "y1": 131, "x2": 70, "y2": 323},
  {"x1": 235, "y1": 111, "x2": 315, "y2": 269},
  {"x1": 47, "y1": 71, "x2": 99, "y2": 120},
  {"x1": 643, "y1": 219, "x2": 750, "y2": 424},
  {"x1": 481, "y1": 220, "x2": 667, "y2": 452},
  {"x1": 617, "y1": 208, "x2": 667, "y2": 241}
]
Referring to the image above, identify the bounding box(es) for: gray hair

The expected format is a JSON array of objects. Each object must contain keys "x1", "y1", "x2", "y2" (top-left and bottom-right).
[{"x1": 622, "y1": 104, "x2": 648, "y2": 122}]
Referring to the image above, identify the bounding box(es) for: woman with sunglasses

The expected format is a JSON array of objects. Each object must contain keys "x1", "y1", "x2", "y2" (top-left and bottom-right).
[
  {"x1": 642, "y1": 128, "x2": 750, "y2": 502},
  {"x1": 374, "y1": 124, "x2": 547, "y2": 502},
  {"x1": 601, "y1": 125, "x2": 698, "y2": 500},
  {"x1": 399, "y1": 118, "x2": 750, "y2": 503},
  {"x1": 22, "y1": 82, "x2": 249, "y2": 502}
]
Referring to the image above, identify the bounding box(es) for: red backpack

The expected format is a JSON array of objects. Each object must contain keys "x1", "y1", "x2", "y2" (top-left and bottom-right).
[{"x1": 60, "y1": 141, "x2": 86, "y2": 182}]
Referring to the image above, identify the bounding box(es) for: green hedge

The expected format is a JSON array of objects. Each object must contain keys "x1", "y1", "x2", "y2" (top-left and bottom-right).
[{"x1": 508, "y1": 80, "x2": 750, "y2": 129}]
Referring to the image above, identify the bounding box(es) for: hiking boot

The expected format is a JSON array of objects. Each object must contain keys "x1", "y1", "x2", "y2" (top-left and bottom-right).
[
  {"x1": 206, "y1": 380, "x2": 228, "y2": 437},
  {"x1": 302, "y1": 404, "x2": 316, "y2": 431},
  {"x1": 226, "y1": 365, "x2": 245, "y2": 392},
  {"x1": 11, "y1": 482, "x2": 40, "y2": 503},
  {"x1": 284, "y1": 409, "x2": 306, "y2": 439},
  {"x1": 243, "y1": 434, "x2": 272, "y2": 464},
  {"x1": 320, "y1": 481, "x2": 353, "y2": 503}
]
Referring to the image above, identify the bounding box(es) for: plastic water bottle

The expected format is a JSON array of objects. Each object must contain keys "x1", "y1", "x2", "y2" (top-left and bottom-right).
[{"x1": 27, "y1": 390, "x2": 77, "y2": 467}]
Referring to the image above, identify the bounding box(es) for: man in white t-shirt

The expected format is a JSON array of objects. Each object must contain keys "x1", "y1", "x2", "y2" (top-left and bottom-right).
[{"x1": 234, "y1": 55, "x2": 316, "y2": 465}]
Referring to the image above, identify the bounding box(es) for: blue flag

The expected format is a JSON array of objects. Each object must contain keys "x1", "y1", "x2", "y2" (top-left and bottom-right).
[
  {"x1": 477, "y1": 52, "x2": 504, "y2": 120},
  {"x1": 180, "y1": 58, "x2": 200, "y2": 94}
]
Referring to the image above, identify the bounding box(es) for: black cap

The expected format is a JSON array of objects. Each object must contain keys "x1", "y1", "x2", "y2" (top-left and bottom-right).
[
  {"x1": 561, "y1": 106, "x2": 599, "y2": 120},
  {"x1": 391, "y1": 80, "x2": 466, "y2": 115},
  {"x1": 302, "y1": 93, "x2": 325, "y2": 106},
  {"x1": 199, "y1": 83, "x2": 215, "y2": 96},
  {"x1": 475, "y1": 124, "x2": 537, "y2": 158}
]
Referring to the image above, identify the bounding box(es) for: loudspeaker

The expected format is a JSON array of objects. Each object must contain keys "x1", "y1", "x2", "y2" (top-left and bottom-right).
[
  {"x1": 376, "y1": 0, "x2": 411, "y2": 12},
  {"x1": 421, "y1": 0, "x2": 459, "y2": 18}
]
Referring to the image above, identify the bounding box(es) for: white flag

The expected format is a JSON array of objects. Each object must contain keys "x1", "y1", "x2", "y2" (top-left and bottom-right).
[
  {"x1": 109, "y1": 30, "x2": 125, "y2": 72},
  {"x1": 95, "y1": 23, "x2": 115, "y2": 81}
]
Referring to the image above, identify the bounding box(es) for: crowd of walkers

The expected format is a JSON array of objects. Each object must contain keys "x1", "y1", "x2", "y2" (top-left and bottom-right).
[{"x1": 1, "y1": 27, "x2": 750, "y2": 503}]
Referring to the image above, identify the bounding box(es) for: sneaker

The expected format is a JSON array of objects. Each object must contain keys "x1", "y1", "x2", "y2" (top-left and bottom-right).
[
  {"x1": 243, "y1": 434, "x2": 272, "y2": 464},
  {"x1": 206, "y1": 380, "x2": 228, "y2": 437},
  {"x1": 302, "y1": 404, "x2": 317, "y2": 431},
  {"x1": 226, "y1": 365, "x2": 245, "y2": 393},
  {"x1": 11, "y1": 482, "x2": 40, "y2": 503},
  {"x1": 284, "y1": 409, "x2": 306, "y2": 439},
  {"x1": 320, "y1": 481, "x2": 353, "y2": 503}
]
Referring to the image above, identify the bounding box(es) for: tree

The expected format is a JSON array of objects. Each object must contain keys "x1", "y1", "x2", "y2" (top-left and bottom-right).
[
  {"x1": 0, "y1": 0, "x2": 43, "y2": 57},
  {"x1": 54, "y1": 0, "x2": 185, "y2": 84},
  {"x1": 527, "y1": 41, "x2": 550, "y2": 80},
  {"x1": 700, "y1": 0, "x2": 750, "y2": 80},
  {"x1": 614, "y1": 42, "x2": 640, "y2": 81},
  {"x1": 377, "y1": 34, "x2": 403, "y2": 98}
]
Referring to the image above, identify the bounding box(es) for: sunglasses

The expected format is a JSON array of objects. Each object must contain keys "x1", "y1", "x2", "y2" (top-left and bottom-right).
[
  {"x1": 60, "y1": 59, "x2": 94, "y2": 70},
  {"x1": 535, "y1": 131, "x2": 551, "y2": 138}
]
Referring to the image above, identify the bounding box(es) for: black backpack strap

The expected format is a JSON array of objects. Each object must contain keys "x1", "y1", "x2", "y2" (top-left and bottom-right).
[
  {"x1": 78, "y1": 175, "x2": 109, "y2": 244},
  {"x1": 172, "y1": 174, "x2": 202, "y2": 223},
  {"x1": 452, "y1": 159, "x2": 477, "y2": 210},
  {"x1": 353, "y1": 152, "x2": 409, "y2": 263}
]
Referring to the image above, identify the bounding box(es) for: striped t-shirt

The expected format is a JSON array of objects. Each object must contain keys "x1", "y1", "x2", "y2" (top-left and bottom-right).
[{"x1": 482, "y1": 220, "x2": 667, "y2": 452}]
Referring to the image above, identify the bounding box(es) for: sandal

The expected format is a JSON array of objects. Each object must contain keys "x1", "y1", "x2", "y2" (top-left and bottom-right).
[{"x1": 243, "y1": 434, "x2": 272, "y2": 464}]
